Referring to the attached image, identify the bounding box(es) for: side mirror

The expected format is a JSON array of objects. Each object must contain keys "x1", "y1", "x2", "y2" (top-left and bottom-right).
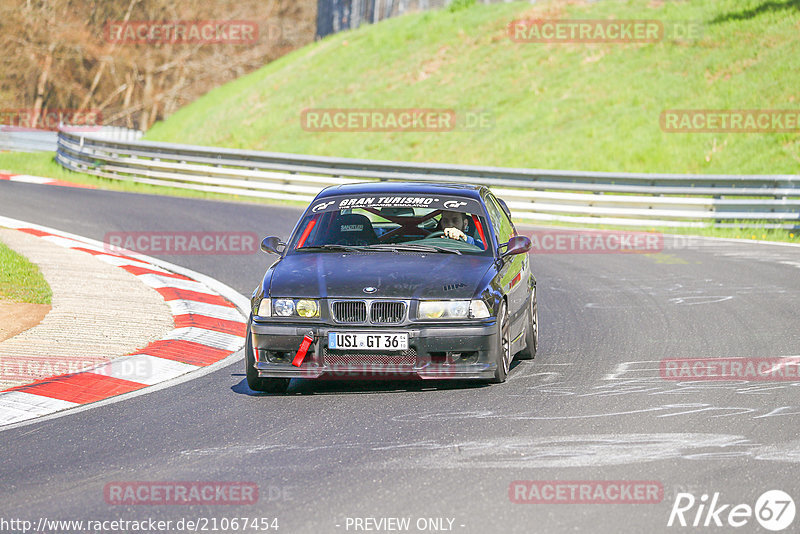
[
  {"x1": 261, "y1": 236, "x2": 286, "y2": 255},
  {"x1": 500, "y1": 236, "x2": 531, "y2": 258}
]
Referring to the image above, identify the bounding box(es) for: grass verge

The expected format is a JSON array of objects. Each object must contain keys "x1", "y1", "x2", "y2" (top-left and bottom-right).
[{"x1": 0, "y1": 240, "x2": 52, "y2": 304}]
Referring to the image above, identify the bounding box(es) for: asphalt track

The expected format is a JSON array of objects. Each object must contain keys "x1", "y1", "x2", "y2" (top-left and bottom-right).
[{"x1": 1, "y1": 181, "x2": 800, "y2": 533}]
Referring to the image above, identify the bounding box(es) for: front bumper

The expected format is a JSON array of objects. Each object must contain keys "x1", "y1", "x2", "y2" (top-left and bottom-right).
[{"x1": 249, "y1": 321, "x2": 499, "y2": 380}]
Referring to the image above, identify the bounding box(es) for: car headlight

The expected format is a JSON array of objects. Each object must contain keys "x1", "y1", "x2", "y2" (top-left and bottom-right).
[
  {"x1": 254, "y1": 297, "x2": 271, "y2": 317},
  {"x1": 419, "y1": 300, "x2": 472, "y2": 320},
  {"x1": 273, "y1": 299, "x2": 296, "y2": 317},
  {"x1": 272, "y1": 298, "x2": 320, "y2": 318},
  {"x1": 296, "y1": 299, "x2": 319, "y2": 318},
  {"x1": 469, "y1": 300, "x2": 490, "y2": 319}
]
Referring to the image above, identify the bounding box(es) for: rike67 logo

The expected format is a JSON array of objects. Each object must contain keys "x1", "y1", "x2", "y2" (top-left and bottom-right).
[{"x1": 668, "y1": 490, "x2": 795, "y2": 531}]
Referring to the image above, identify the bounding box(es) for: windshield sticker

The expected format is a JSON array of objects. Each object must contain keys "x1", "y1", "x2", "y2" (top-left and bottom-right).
[
  {"x1": 443, "y1": 200, "x2": 468, "y2": 210},
  {"x1": 309, "y1": 194, "x2": 481, "y2": 213},
  {"x1": 311, "y1": 200, "x2": 336, "y2": 213},
  {"x1": 341, "y1": 224, "x2": 363, "y2": 232}
]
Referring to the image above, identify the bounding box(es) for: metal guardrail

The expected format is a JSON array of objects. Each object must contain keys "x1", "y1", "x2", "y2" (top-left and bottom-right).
[
  {"x1": 0, "y1": 128, "x2": 58, "y2": 152},
  {"x1": 2, "y1": 126, "x2": 142, "y2": 152},
  {"x1": 55, "y1": 129, "x2": 800, "y2": 229}
]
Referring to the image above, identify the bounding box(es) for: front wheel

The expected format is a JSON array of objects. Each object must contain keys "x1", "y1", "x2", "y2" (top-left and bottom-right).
[
  {"x1": 246, "y1": 325, "x2": 290, "y2": 394},
  {"x1": 490, "y1": 301, "x2": 511, "y2": 383},
  {"x1": 517, "y1": 287, "x2": 538, "y2": 360}
]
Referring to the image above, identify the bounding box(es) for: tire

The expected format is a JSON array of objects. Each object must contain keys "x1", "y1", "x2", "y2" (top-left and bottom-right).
[
  {"x1": 245, "y1": 325, "x2": 290, "y2": 394},
  {"x1": 517, "y1": 287, "x2": 538, "y2": 360},
  {"x1": 490, "y1": 301, "x2": 511, "y2": 383}
]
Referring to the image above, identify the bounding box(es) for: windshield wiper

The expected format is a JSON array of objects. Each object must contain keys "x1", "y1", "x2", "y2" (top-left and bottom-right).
[
  {"x1": 366, "y1": 243, "x2": 462, "y2": 255},
  {"x1": 302, "y1": 243, "x2": 462, "y2": 255},
  {"x1": 301, "y1": 244, "x2": 372, "y2": 252}
]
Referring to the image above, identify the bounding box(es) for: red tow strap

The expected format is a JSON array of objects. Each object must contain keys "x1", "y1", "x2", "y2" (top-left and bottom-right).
[{"x1": 292, "y1": 334, "x2": 314, "y2": 367}]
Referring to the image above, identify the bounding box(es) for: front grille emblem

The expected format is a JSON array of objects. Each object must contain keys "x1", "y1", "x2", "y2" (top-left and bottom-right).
[{"x1": 363, "y1": 286, "x2": 377, "y2": 294}]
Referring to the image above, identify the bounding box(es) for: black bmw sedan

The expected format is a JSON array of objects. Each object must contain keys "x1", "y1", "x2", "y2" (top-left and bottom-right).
[{"x1": 247, "y1": 182, "x2": 537, "y2": 393}]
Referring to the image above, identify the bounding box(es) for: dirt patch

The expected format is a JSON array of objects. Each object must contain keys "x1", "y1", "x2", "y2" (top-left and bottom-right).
[{"x1": 0, "y1": 299, "x2": 51, "y2": 342}]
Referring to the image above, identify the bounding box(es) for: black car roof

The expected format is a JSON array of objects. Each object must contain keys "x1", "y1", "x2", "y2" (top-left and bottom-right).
[{"x1": 316, "y1": 181, "x2": 487, "y2": 201}]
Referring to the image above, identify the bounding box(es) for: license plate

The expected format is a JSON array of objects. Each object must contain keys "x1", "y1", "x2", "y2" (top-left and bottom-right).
[{"x1": 328, "y1": 332, "x2": 409, "y2": 351}]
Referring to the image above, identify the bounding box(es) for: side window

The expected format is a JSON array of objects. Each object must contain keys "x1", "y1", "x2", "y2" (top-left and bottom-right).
[
  {"x1": 484, "y1": 196, "x2": 503, "y2": 239},
  {"x1": 486, "y1": 195, "x2": 514, "y2": 243}
]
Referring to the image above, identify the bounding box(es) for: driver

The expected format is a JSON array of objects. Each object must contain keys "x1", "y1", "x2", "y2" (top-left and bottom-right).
[{"x1": 439, "y1": 211, "x2": 482, "y2": 247}]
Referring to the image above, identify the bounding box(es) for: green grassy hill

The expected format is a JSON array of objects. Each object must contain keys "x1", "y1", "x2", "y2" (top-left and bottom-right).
[{"x1": 145, "y1": 0, "x2": 800, "y2": 175}]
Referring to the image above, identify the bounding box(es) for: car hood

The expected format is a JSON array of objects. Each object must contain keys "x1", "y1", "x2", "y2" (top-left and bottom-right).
[{"x1": 269, "y1": 252, "x2": 492, "y2": 300}]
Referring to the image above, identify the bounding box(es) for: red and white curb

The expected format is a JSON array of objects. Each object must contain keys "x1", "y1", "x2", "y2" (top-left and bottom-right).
[
  {"x1": 0, "y1": 216, "x2": 249, "y2": 428},
  {"x1": 0, "y1": 171, "x2": 95, "y2": 189}
]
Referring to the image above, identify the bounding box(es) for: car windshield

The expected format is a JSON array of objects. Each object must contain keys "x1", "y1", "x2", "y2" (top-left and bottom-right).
[{"x1": 287, "y1": 203, "x2": 492, "y2": 255}]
